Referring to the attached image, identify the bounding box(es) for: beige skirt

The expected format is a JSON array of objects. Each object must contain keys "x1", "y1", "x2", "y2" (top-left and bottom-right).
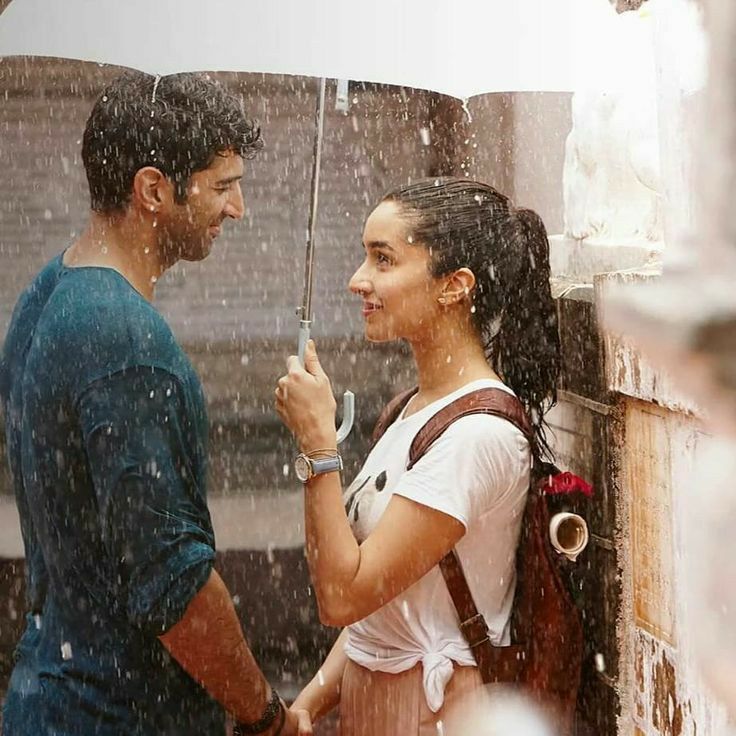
[{"x1": 339, "y1": 659, "x2": 484, "y2": 736}]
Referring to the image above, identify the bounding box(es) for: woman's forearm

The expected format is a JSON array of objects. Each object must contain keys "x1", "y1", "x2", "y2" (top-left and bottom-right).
[
  {"x1": 292, "y1": 628, "x2": 349, "y2": 723},
  {"x1": 303, "y1": 473, "x2": 362, "y2": 624}
]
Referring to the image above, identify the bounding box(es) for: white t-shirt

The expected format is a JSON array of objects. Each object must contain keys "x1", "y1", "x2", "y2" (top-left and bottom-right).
[{"x1": 343, "y1": 379, "x2": 531, "y2": 712}]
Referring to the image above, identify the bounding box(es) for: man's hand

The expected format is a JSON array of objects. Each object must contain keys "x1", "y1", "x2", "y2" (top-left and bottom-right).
[{"x1": 275, "y1": 339, "x2": 337, "y2": 452}]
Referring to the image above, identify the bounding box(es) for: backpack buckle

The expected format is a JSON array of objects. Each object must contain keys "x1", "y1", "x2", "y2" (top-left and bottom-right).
[{"x1": 460, "y1": 613, "x2": 490, "y2": 648}]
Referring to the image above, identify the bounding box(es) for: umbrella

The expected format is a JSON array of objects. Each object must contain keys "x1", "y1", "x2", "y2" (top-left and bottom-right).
[
  {"x1": 0, "y1": 0, "x2": 624, "y2": 444},
  {"x1": 0, "y1": 0, "x2": 622, "y2": 98},
  {"x1": 300, "y1": 76, "x2": 355, "y2": 445}
]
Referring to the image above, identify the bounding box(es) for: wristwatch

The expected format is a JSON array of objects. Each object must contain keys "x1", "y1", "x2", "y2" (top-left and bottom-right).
[{"x1": 294, "y1": 452, "x2": 343, "y2": 483}]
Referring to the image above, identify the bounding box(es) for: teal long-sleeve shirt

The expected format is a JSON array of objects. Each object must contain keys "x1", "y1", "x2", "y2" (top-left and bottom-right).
[{"x1": 0, "y1": 255, "x2": 224, "y2": 734}]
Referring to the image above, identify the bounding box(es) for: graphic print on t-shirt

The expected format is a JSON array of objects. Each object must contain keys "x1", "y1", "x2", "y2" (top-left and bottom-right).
[{"x1": 344, "y1": 470, "x2": 389, "y2": 542}]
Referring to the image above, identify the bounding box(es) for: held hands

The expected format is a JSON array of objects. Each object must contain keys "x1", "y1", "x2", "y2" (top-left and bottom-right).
[
  {"x1": 275, "y1": 340, "x2": 337, "y2": 452},
  {"x1": 279, "y1": 705, "x2": 313, "y2": 736}
]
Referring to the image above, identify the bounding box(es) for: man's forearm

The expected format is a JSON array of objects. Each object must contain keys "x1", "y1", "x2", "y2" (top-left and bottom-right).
[{"x1": 158, "y1": 568, "x2": 272, "y2": 725}]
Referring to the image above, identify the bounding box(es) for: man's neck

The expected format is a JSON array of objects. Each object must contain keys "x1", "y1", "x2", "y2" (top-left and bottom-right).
[{"x1": 63, "y1": 213, "x2": 167, "y2": 301}]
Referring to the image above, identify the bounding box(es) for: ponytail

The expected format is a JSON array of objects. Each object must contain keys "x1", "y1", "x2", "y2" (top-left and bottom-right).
[{"x1": 492, "y1": 208, "x2": 560, "y2": 461}]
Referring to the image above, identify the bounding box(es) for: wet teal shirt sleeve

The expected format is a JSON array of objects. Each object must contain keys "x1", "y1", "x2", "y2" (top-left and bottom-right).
[{"x1": 76, "y1": 366, "x2": 216, "y2": 635}]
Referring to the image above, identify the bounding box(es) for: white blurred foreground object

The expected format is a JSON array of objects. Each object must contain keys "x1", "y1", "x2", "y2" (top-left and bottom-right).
[
  {"x1": 445, "y1": 687, "x2": 554, "y2": 736},
  {"x1": 0, "y1": 0, "x2": 660, "y2": 98},
  {"x1": 683, "y1": 435, "x2": 736, "y2": 718},
  {"x1": 563, "y1": 0, "x2": 707, "y2": 244}
]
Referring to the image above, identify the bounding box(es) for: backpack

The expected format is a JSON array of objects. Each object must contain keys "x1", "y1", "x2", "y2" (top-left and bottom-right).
[{"x1": 372, "y1": 387, "x2": 586, "y2": 735}]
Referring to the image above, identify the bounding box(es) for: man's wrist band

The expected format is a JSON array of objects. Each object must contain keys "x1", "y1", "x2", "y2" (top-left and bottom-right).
[{"x1": 233, "y1": 688, "x2": 283, "y2": 735}]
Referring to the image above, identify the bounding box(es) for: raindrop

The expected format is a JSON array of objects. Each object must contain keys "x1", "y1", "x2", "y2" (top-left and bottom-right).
[
  {"x1": 461, "y1": 98, "x2": 473, "y2": 123},
  {"x1": 419, "y1": 127, "x2": 431, "y2": 146},
  {"x1": 101, "y1": 95, "x2": 108, "y2": 102},
  {"x1": 470, "y1": 305, "x2": 477, "y2": 314},
  {"x1": 43, "y1": 209, "x2": 52, "y2": 220},
  {"x1": 34, "y1": 614, "x2": 42, "y2": 630},
  {"x1": 594, "y1": 653, "x2": 606, "y2": 672},
  {"x1": 60, "y1": 641, "x2": 73, "y2": 660},
  {"x1": 317, "y1": 669, "x2": 325, "y2": 687},
  {"x1": 282, "y1": 463, "x2": 290, "y2": 477}
]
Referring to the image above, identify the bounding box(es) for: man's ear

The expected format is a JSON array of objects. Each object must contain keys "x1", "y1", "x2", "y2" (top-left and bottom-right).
[
  {"x1": 439, "y1": 267, "x2": 476, "y2": 305},
  {"x1": 132, "y1": 166, "x2": 173, "y2": 214}
]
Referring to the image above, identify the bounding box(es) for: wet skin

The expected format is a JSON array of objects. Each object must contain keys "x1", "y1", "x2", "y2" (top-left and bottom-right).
[
  {"x1": 162, "y1": 149, "x2": 245, "y2": 263},
  {"x1": 349, "y1": 200, "x2": 445, "y2": 344}
]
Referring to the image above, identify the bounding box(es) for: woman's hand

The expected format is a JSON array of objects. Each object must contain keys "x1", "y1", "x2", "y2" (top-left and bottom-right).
[
  {"x1": 275, "y1": 340, "x2": 337, "y2": 452},
  {"x1": 290, "y1": 706, "x2": 314, "y2": 736}
]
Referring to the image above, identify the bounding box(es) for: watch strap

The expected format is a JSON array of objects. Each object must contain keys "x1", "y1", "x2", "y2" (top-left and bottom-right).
[{"x1": 310, "y1": 454, "x2": 343, "y2": 476}]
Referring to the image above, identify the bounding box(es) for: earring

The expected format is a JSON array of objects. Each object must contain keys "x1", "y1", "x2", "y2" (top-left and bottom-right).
[{"x1": 438, "y1": 296, "x2": 447, "y2": 305}]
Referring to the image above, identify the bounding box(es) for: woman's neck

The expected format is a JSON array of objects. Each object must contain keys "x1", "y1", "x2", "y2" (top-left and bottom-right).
[{"x1": 409, "y1": 325, "x2": 500, "y2": 405}]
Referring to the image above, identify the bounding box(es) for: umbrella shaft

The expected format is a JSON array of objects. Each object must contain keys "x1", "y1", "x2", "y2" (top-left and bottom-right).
[{"x1": 301, "y1": 77, "x2": 327, "y2": 323}]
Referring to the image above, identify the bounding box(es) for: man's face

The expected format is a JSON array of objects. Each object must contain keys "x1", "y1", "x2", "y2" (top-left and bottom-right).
[{"x1": 160, "y1": 149, "x2": 245, "y2": 262}]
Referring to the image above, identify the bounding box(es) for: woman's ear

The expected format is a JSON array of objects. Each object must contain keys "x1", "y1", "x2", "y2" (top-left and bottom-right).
[{"x1": 438, "y1": 268, "x2": 476, "y2": 305}]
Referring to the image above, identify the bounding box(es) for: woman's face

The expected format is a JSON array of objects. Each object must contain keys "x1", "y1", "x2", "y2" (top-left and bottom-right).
[{"x1": 349, "y1": 200, "x2": 445, "y2": 344}]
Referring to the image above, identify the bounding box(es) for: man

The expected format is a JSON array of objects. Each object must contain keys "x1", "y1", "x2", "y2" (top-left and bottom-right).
[{"x1": 0, "y1": 72, "x2": 307, "y2": 735}]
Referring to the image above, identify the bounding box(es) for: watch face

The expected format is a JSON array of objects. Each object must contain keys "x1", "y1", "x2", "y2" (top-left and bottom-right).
[{"x1": 294, "y1": 455, "x2": 312, "y2": 482}]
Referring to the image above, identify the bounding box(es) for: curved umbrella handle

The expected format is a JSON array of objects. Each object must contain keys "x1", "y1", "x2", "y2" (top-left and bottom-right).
[
  {"x1": 298, "y1": 321, "x2": 355, "y2": 444},
  {"x1": 336, "y1": 390, "x2": 355, "y2": 445}
]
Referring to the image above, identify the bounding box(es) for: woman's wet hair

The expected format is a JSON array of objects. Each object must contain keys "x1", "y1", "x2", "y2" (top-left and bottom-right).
[
  {"x1": 82, "y1": 71, "x2": 263, "y2": 214},
  {"x1": 382, "y1": 177, "x2": 561, "y2": 461}
]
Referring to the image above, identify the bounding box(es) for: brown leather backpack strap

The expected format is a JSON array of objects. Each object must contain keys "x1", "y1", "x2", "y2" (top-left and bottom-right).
[
  {"x1": 408, "y1": 388, "x2": 534, "y2": 684},
  {"x1": 438, "y1": 550, "x2": 490, "y2": 649},
  {"x1": 370, "y1": 386, "x2": 418, "y2": 446},
  {"x1": 407, "y1": 388, "x2": 533, "y2": 469},
  {"x1": 440, "y1": 550, "x2": 526, "y2": 683}
]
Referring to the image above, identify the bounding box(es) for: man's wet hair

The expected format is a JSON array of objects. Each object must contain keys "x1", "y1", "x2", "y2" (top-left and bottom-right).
[{"x1": 82, "y1": 71, "x2": 262, "y2": 213}]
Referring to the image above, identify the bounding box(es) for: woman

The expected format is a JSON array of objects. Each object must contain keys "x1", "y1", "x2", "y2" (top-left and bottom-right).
[{"x1": 275, "y1": 178, "x2": 560, "y2": 735}]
